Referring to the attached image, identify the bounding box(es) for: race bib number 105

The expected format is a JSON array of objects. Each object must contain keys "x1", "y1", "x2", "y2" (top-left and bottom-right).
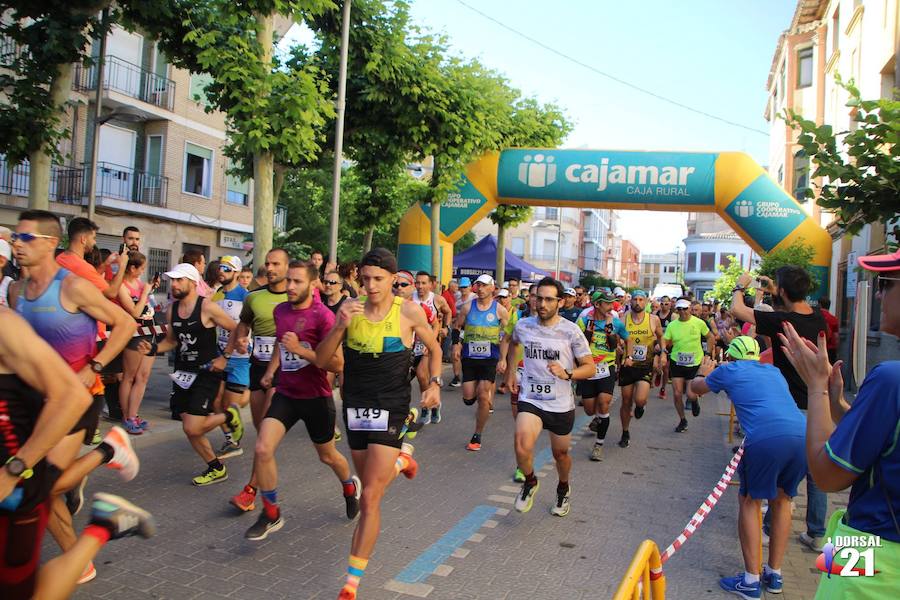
[{"x1": 468, "y1": 341, "x2": 491, "y2": 359}]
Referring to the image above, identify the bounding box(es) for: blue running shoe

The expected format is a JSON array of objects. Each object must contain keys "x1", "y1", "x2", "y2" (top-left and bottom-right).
[
  {"x1": 719, "y1": 574, "x2": 760, "y2": 600},
  {"x1": 762, "y1": 570, "x2": 783, "y2": 594}
]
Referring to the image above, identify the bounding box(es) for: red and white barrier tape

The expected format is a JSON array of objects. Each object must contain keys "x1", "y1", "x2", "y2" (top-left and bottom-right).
[
  {"x1": 660, "y1": 444, "x2": 744, "y2": 565},
  {"x1": 96, "y1": 324, "x2": 167, "y2": 342}
]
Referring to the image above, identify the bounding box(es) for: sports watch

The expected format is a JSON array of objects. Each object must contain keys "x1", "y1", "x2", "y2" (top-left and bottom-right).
[
  {"x1": 90, "y1": 359, "x2": 105, "y2": 373},
  {"x1": 4, "y1": 456, "x2": 33, "y2": 480},
  {"x1": 429, "y1": 376, "x2": 444, "y2": 387}
]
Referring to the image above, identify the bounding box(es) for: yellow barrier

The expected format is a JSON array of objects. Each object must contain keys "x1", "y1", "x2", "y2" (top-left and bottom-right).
[{"x1": 612, "y1": 540, "x2": 667, "y2": 600}]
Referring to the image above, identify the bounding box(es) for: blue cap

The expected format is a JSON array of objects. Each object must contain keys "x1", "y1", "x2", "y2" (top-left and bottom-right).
[
  {"x1": 459, "y1": 277, "x2": 471, "y2": 287},
  {"x1": 632, "y1": 289, "x2": 647, "y2": 298}
]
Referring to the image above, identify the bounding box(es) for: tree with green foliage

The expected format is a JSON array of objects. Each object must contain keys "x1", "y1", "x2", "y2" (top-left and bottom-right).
[
  {"x1": 0, "y1": 1, "x2": 113, "y2": 208},
  {"x1": 488, "y1": 206, "x2": 533, "y2": 282},
  {"x1": 124, "y1": 0, "x2": 335, "y2": 269},
  {"x1": 785, "y1": 77, "x2": 899, "y2": 238},
  {"x1": 579, "y1": 273, "x2": 622, "y2": 292},
  {"x1": 757, "y1": 239, "x2": 817, "y2": 287},
  {"x1": 706, "y1": 255, "x2": 752, "y2": 305}
]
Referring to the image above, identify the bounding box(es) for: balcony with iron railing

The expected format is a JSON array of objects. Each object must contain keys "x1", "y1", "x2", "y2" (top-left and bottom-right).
[
  {"x1": 75, "y1": 55, "x2": 176, "y2": 111},
  {"x1": 89, "y1": 161, "x2": 168, "y2": 208},
  {"x1": 0, "y1": 157, "x2": 87, "y2": 206}
]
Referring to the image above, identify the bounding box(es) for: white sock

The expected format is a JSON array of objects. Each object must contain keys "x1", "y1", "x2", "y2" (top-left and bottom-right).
[
  {"x1": 743, "y1": 572, "x2": 760, "y2": 584},
  {"x1": 763, "y1": 564, "x2": 781, "y2": 576}
]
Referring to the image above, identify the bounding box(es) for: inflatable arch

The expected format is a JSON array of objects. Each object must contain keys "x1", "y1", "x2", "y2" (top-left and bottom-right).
[{"x1": 398, "y1": 149, "x2": 831, "y2": 293}]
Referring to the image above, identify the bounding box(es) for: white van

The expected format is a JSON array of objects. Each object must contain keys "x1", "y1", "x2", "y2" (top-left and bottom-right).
[{"x1": 650, "y1": 283, "x2": 685, "y2": 300}]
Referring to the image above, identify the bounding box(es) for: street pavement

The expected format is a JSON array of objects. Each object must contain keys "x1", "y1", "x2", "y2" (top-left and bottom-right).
[{"x1": 54, "y1": 359, "x2": 846, "y2": 599}]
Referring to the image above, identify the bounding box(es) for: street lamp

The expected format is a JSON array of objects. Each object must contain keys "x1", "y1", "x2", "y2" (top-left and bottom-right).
[{"x1": 533, "y1": 218, "x2": 562, "y2": 280}]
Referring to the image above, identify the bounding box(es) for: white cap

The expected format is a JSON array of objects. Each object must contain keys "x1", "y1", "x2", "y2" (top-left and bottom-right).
[
  {"x1": 220, "y1": 255, "x2": 243, "y2": 271},
  {"x1": 674, "y1": 298, "x2": 691, "y2": 309},
  {"x1": 0, "y1": 239, "x2": 10, "y2": 261},
  {"x1": 164, "y1": 263, "x2": 201, "y2": 283},
  {"x1": 497, "y1": 288, "x2": 510, "y2": 297},
  {"x1": 475, "y1": 274, "x2": 495, "y2": 286},
  {"x1": 614, "y1": 287, "x2": 625, "y2": 297},
  {"x1": 564, "y1": 287, "x2": 577, "y2": 297}
]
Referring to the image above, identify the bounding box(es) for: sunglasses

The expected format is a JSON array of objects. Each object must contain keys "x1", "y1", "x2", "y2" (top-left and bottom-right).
[
  {"x1": 324, "y1": 279, "x2": 341, "y2": 285},
  {"x1": 877, "y1": 275, "x2": 900, "y2": 293},
  {"x1": 393, "y1": 282, "x2": 411, "y2": 289},
  {"x1": 536, "y1": 295, "x2": 560, "y2": 303},
  {"x1": 11, "y1": 232, "x2": 55, "y2": 243},
  {"x1": 219, "y1": 265, "x2": 234, "y2": 273}
]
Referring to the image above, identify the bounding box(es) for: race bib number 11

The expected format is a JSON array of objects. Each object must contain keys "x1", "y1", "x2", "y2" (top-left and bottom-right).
[{"x1": 253, "y1": 336, "x2": 276, "y2": 361}]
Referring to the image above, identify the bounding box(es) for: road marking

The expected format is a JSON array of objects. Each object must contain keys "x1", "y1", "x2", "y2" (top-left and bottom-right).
[
  {"x1": 499, "y1": 485, "x2": 521, "y2": 494},
  {"x1": 389, "y1": 505, "x2": 498, "y2": 586},
  {"x1": 468, "y1": 533, "x2": 485, "y2": 543},
  {"x1": 487, "y1": 494, "x2": 516, "y2": 504}
]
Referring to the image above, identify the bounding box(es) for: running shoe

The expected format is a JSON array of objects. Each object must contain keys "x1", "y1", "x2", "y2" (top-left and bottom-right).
[
  {"x1": 398, "y1": 442, "x2": 418, "y2": 479},
  {"x1": 798, "y1": 532, "x2": 824, "y2": 552},
  {"x1": 449, "y1": 376, "x2": 461, "y2": 388},
  {"x1": 122, "y1": 418, "x2": 143, "y2": 435},
  {"x1": 588, "y1": 417, "x2": 600, "y2": 433},
  {"x1": 691, "y1": 398, "x2": 701, "y2": 417},
  {"x1": 344, "y1": 475, "x2": 361, "y2": 519},
  {"x1": 634, "y1": 405, "x2": 645, "y2": 420},
  {"x1": 338, "y1": 588, "x2": 357, "y2": 600},
  {"x1": 590, "y1": 444, "x2": 604, "y2": 461},
  {"x1": 89, "y1": 429, "x2": 102, "y2": 445},
  {"x1": 334, "y1": 427, "x2": 342, "y2": 442},
  {"x1": 658, "y1": 388, "x2": 667, "y2": 399},
  {"x1": 617, "y1": 431, "x2": 630, "y2": 448},
  {"x1": 103, "y1": 426, "x2": 140, "y2": 481},
  {"x1": 90, "y1": 492, "x2": 157, "y2": 539},
  {"x1": 192, "y1": 465, "x2": 227, "y2": 486},
  {"x1": 762, "y1": 570, "x2": 783, "y2": 594},
  {"x1": 66, "y1": 476, "x2": 88, "y2": 516},
  {"x1": 514, "y1": 479, "x2": 539, "y2": 513},
  {"x1": 430, "y1": 405, "x2": 442, "y2": 424},
  {"x1": 653, "y1": 371, "x2": 662, "y2": 387},
  {"x1": 77, "y1": 561, "x2": 97, "y2": 584},
  {"x1": 245, "y1": 511, "x2": 284, "y2": 541},
  {"x1": 420, "y1": 408, "x2": 430, "y2": 425},
  {"x1": 550, "y1": 486, "x2": 571, "y2": 517},
  {"x1": 466, "y1": 434, "x2": 482, "y2": 451},
  {"x1": 134, "y1": 416, "x2": 149, "y2": 430},
  {"x1": 227, "y1": 407, "x2": 244, "y2": 444},
  {"x1": 675, "y1": 418, "x2": 688, "y2": 433},
  {"x1": 400, "y1": 408, "x2": 421, "y2": 440},
  {"x1": 217, "y1": 440, "x2": 244, "y2": 459},
  {"x1": 231, "y1": 485, "x2": 257, "y2": 512},
  {"x1": 513, "y1": 468, "x2": 525, "y2": 483},
  {"x1": 718, "y1": 573, "x2": 761, "y2": 599}
]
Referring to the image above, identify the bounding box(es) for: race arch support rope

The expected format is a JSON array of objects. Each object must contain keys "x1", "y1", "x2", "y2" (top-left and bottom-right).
[
  {"x1": 397, "y1": 149, "x2": 831, "y2": 292},
  {"x1": 96, "y1": 324, "x2": 167, "y2": 342},
  {"x1": 660, "y1": 443, "x2": 744, "y2": 564}
]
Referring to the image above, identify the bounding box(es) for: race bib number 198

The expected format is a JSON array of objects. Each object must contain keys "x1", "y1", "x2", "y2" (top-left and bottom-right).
[{"x1": 346, "y1": 408, "x2": 389, "y2": 431}]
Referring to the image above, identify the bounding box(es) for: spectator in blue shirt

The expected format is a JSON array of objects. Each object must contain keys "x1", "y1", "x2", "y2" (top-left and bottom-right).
[
  {"x1": 779, "y1": 247, "x2": 900, "y2": 600},
  {"x1": 692, "y1": 336, "x2": 807, "y2": 598}
]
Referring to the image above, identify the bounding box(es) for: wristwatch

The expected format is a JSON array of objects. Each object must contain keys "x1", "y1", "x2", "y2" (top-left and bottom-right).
[
  {"x1": 565, "y1": 369, "x2": 573, "y2": 381},
  {"x1": 90, "y1": 359, "x2": 104, "y2": 373},
  {"x1": 4, "y1": 456, "x2": 33, "y2": 480},
  {"x1": 429, "y1": 376, "x2": 444, "y2": 387}
]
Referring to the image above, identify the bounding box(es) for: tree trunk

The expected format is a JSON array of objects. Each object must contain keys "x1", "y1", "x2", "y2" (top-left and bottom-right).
[
  {"x1": 252, "y1": 12, "x2": 275, "y2": 269},
  {"x1": 429, "y1": 158, "x2": 441, "y2": 277},
  {"x1": 496, "y1": 221, "x2": 506, "y2": 284},
  {"x1": 28, "y1": 62, "x2": 75, "y2": 209},
  {"x1": 362, "y1": 224, "x2": 375, "y2": 252}
]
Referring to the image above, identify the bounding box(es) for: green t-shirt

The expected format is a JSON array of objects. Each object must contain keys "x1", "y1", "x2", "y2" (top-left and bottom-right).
[
  {"x1": 239, "y1": 285, "x2": 287, "y2": 337},
  {"x1": 663, "y1": 316, "x2": 709, "y2": 367}
]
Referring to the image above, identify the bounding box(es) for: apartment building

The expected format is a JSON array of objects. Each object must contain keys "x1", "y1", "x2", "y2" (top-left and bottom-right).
[
  {"x1": 683, "y1": 212, "x2": 756, "y2": 299},
  {"x1": 619, "y1": 239, "x2": 641, "y2": 288},
  {"x1": 764, "y1": 0, "x2": 897, "y2": 323},
  {"x1": 639, "y1": 252, "x2": 680, "y2": 292},
  {"x1": 0, "y1": 23, "x2": 288, "y2": 277}
]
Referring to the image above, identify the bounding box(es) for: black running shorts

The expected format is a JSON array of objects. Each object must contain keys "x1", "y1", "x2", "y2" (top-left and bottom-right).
[
  {"x1": 172, "y1": 371, "x2": 223, "y2": 417},
  {"x1": 516, "y1": 400, "x2": 575, "y2": 436},
  {"x1": 577, "y1": 366, "x2": 617, "y2": 398},
  {"x1": 265, "y1": 392, "x2": 336, "y2": 445},
  {"x1": 249, "y1": 360, "x2": 277, "y2": 392},
  {"x1": 618, "y1": 365, "x2": 653, "y2": 387},
  {"x1": 461, "y1": 358, "x2": 498, "y2": 383},
  {"x1": 342, "y1": 405, "x2": 407, "y2": 451},
  {"x1": 72, "y1": 395, "x2": 104, "y2": 442},
  {"x1": 669, "y1": 364, "x2": 701, "y2": 380}
]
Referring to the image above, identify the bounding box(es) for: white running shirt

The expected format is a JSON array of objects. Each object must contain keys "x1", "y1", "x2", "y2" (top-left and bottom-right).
[{"x1": 511, "y1": 316, "x2": 591, "y2": 413}]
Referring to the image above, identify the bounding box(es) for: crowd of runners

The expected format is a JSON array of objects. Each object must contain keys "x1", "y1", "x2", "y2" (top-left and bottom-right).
[{"x1": 0, "y1": 211, "x2": 897, "y2": 600}]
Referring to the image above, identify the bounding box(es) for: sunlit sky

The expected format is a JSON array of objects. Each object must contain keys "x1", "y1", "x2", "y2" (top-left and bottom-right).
[{"x1": 282, "y1": 0, "x2": 795, "y2": 253}]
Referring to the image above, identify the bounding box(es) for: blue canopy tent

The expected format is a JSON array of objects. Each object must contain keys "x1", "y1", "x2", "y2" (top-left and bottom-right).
[{"x1": 452, "y1": 235, "x2": 549, "y2": 282}]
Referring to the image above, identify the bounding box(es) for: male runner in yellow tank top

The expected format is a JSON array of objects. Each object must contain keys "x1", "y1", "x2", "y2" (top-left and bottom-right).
[
  {"x1": 315, "y1": 249, "x2": 442, "y2": 600},
  {"x1": 617, "y1": 290, "x2": 665, "y2": 448}
]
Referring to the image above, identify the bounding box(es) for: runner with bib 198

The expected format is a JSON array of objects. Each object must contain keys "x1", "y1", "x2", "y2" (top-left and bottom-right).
[{"x1": 505, "y1": 277, "x2": 594, "y2": 516}]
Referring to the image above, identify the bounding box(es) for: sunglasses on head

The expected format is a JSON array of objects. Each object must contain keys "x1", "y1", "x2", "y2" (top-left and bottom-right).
[
  {"x1": 324, "y1": 279, "x2": 341, "y2": 285},
  {"x1": 11, "y1": 232, "x2": 55, "y2": 243},
  {"x1": 877, "y1": 275, "x2": 900, "y2": 293},
  {"x1": 219, "y1": 265, "x2": 234, "y2": 273},
  {"x1": 393, "y1": 282, "x2": 411, "y2": 289}
]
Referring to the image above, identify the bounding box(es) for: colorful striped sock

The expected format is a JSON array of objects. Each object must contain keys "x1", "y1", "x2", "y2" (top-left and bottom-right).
[
  {"x1": 340, "y1": 555, "x2": 368, "y2": 597},
  {"x1": 394, "y1": 454, "x2": 409, "y2": 476},
  {"x1": 261, "y1": 489, "x2": 278, "y2": 519}
]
